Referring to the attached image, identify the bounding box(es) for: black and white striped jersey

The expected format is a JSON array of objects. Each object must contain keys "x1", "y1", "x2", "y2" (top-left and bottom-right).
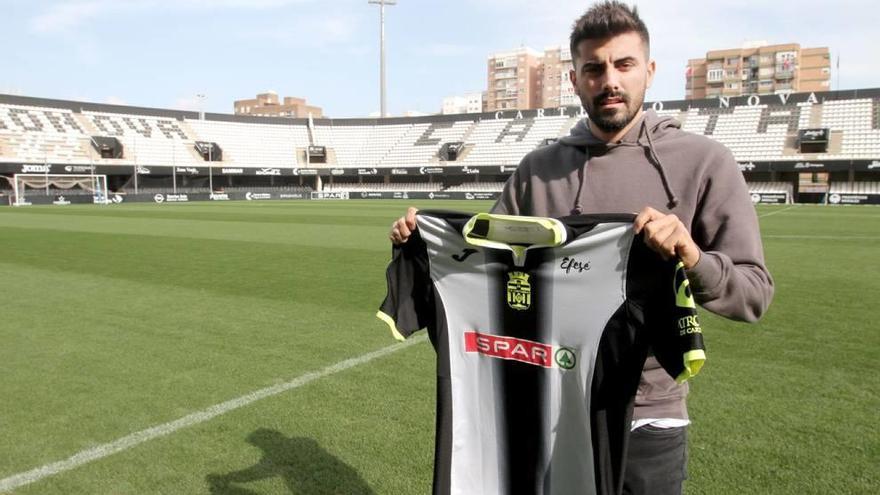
[{"x1": 377, "y1": 211, "x2": 705, "y2": 495}]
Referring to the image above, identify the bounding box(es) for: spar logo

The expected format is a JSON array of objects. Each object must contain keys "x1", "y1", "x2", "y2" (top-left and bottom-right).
[
  {"x1": 506, "y1": 271, "x2": 531, "y2": 310},
  {"x1": 464, "y1": 331, "x2": 577, "y2": 370},
  {"x1": 554, "y1": 348, "x2": 577, "y2": 370}
]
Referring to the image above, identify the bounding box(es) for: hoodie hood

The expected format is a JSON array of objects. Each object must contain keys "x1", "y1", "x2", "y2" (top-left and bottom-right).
[{"x1": 560, "y1": 109, "x2": 682, "y2": 210}]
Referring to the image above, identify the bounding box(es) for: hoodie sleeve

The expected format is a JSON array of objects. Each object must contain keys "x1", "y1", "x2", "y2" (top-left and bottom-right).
[{"x1": 686, "y1": 146, "x2": 774, "y2": 322}]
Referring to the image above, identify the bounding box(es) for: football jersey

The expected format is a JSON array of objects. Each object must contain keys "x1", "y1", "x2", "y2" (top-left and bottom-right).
[{"x1": 377, "y1": 211, "x2": 705, "y2": 495}]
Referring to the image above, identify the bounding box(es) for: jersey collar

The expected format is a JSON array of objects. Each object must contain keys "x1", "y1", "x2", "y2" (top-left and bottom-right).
[{"x1": 462, "y1": 213, "x2": 568, "y2": 266}]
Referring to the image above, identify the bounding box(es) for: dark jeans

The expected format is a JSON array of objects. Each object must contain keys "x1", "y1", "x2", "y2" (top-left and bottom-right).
[{"x1": 623, "y1": 425, "x2": 688, "y2": 495}]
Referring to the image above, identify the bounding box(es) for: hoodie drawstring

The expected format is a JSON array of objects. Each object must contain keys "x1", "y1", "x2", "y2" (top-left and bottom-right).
[
  {"x1": 642, "y1": 119, "x2": 680, "y2": 209},
  {"x1": 569, "y1": 112, "x2": 680, "y2": 214},
  {"x1": 572, "y1": 154, "x2": 586, "y2": 215}
]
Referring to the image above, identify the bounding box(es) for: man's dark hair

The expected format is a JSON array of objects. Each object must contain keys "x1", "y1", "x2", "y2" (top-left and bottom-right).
[{"x1": 569, "y1": 1, "x2": 650, "y2": 62}]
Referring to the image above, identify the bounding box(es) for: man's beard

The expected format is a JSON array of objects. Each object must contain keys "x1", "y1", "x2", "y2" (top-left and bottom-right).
[{"x1": 585, "y1": 90, "x2": 641, "y2": 133}]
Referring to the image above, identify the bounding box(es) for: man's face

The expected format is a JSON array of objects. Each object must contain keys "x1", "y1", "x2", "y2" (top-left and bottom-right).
[{"x1": 570, "y1": 31, "x2": 655, "y2": 134}]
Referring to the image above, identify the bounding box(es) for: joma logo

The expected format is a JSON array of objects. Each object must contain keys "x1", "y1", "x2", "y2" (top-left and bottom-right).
[{"x1": 452, "y1": 249, "x2": 478, "y2": 262}]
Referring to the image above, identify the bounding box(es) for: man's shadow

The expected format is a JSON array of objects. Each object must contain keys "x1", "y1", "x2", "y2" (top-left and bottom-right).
[{"x1": 206, "y1": 428, "x2": 376, "y2": 494}]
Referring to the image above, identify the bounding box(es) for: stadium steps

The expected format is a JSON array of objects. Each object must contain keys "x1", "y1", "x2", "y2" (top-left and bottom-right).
[
  {"x1": 565, "y1": 115, "x2": 581, "y2": 135},
  {"x1": 428, "y1": 120, "x2": 479, "y2": 163},
  {"x1": 176, "y1": 120, "x2": 212, "y2": 163},
  {"x1": 453, "y1": 144, "x2": 475, "y2": 162},
  {"x1": 827, "y1": 131, "x2": 844, "y2": 154},
  {"x1": 559, "y1": 115, "x2": 579, "y2": 137},
  {"x1": 187, "y1": 143, "x2": 208, "y2": 163},
  {"x1": 69, "y1": 116, "x2": 109, "y2": 165},
  {"x1": 73, "y1": 113, "x2": 98, "y2": 135},
  {"x1": 673, "y1": 110, "x2": 688, "y2": 127},
  {"x1": 375, "y1": 124, "x2": 415, "y2": 166},
  {"x1": 324, "y1": 147, "x2": 339, "y2": 165},
  {"x1": 76, "y1": 137, "x2": 95, "y2": 162},
  {"x1": 457, "y1": 120, "x2": 479, "y2": 143},
  {"x1": 873, "y1": 99, "x2": 880, "y2": 129},
  {"x1": 306, "y1": 116, "x2": 316, "y2": 145},
  {"x1": 83, "y1": 137, "x2": 109, "y2": 163},
  {"x1": 296, "y1": 147, "x2": 308, "y2": 165},
  {"x1": 809, "y1": 104, "x2": 824, "y2": 127},
  {"x1": 781, "y1": 136, "x2": 799, "y2": 156}
]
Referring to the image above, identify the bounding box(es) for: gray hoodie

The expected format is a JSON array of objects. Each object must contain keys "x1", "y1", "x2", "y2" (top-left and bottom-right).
[{"x1": 492, "y1": 109, "x2": 773, "y2": 420}]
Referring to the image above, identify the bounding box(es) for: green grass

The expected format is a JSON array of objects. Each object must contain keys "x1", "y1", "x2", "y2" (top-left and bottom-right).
[{"x1": 0, "y1": 201, "x2": 877, "y2": 494}]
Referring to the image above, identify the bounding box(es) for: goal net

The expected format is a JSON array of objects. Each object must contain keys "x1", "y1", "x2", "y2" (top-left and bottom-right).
[{"x1": 12, "y1": 174, "x2": 109, "y2": 206}]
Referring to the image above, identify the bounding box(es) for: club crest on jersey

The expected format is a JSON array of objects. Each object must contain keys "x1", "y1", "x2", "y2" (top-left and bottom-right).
[{"x1": 506, "y1": 271, "x2": 531, "y2": 310}]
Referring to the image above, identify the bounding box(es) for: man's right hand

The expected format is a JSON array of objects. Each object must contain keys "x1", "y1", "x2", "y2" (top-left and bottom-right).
[{"x1": 389, "y1": 207, "x2": 419, "y2": 245}]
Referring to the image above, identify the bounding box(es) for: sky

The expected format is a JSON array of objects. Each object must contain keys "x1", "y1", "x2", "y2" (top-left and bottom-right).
[{"x1": 2, "y1": 0, "x2": 878, "y2": 117}]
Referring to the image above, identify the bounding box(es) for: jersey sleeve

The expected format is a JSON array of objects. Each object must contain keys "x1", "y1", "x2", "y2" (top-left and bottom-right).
[
  {"x1": 629, "y1": 238, "x2": 706, "y2": 383},
  {"x1": 376, "y1": 230, "x2": 435, "y2": 341},
  {"x1": 650, "y1": 259, "x2": 706, "y2": 383}
]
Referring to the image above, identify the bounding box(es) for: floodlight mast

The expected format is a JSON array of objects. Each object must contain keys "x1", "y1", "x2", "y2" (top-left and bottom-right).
[
  {"x1": 196, "y1": 93, "x2": 212, "y2": 193},
  {"x1": 368, "y1": 0, "x2": 396, "y2": 117}
]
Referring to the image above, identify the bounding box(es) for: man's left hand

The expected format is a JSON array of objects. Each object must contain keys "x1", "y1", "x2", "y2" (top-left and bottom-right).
[{"x1": 633, "y1": 207, "x2": 701, "y2": 269}]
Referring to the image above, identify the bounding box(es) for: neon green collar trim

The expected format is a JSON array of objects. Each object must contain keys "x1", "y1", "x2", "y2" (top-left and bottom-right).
[{"x1": 462, "y1": 213, "x2": 567, "y2": 266}]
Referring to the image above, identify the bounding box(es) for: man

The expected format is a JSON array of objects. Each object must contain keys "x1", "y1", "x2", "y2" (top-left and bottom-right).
[{"x1": 389, "y1": 2, "x2": 773, "y2": 493}]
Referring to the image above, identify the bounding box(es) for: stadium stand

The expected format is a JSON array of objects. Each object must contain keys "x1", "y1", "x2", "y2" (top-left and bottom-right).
[
  {"x1": 827, "y1": 181, "x2": 880, "y2": 205},
  {"x1": 822, "y1": 99, "x2": 880, "y2": 158},
  {"x1": 458, "y1": 114, "x2": 574, "y2": 166},
  {"x1": 381, "y1": 121, "x2": 474, "y2": 167},
  {"x1": 444, "y1": 182, "x2": 507, "y2": 192},
  {"x1": 313, "y1": 123, "x2": 409, "y2": 167},
  {"x1": 747, "y1": 181, "x2": 794, "y2": 204},
  {"x1": 680, "y1": 105, "x2": 792, "y2": 161},
  {"x1": 186, "y1": 119, "x2": 310, "y2": 168},
  {"x1": 323, "y1": 182, "x2": 443, "y2": 192},
  {"x1": 2, "y1": 89, "x2": 879, "y2": 204},
  {"x1": 81, "y1": 110, "x2": 202, "y2": 166},
  {"x1": 829, "y1": 181, "x2": 880, "y2": 194},
  {"x1": 222, "y1": 185, "x2": 314, "y2": 193},
  {"x1": 0, "y1": 105, "x2": 92, "y2": 164}
]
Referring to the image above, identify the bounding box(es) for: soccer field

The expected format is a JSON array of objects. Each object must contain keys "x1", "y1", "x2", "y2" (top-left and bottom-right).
[{"x1": 0, "y1": 201, "x2": 877, "y2": 494}]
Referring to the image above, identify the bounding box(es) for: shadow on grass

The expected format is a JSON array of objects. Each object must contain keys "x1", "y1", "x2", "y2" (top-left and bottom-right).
[{"x1": 206, "y1": 428, "x2": 375, "y2": 494}]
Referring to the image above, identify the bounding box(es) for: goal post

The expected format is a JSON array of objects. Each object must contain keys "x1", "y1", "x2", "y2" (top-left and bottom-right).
[{"x1": 12, "y1": 173, "x2": 110, "y2": 206}]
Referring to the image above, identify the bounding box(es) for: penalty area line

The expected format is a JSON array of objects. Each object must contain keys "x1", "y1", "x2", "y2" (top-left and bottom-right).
[{"x1": 0, "y1": 335, "x2": 426, "y2": 492}]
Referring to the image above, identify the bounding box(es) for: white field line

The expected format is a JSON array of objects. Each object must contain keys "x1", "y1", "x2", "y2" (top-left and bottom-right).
[
  {"x1": 763, "y1": 235, "x2": 880, "y2": 240},
  {"x1": 757, "y1": 206, "x2": 880, "y2": 239},
  {"x1": 757, "y1": 205, "x2": 800, "y2": 218},
  {"x1": 0, "y1": 335, "x2": 426, "y2": 493}
]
